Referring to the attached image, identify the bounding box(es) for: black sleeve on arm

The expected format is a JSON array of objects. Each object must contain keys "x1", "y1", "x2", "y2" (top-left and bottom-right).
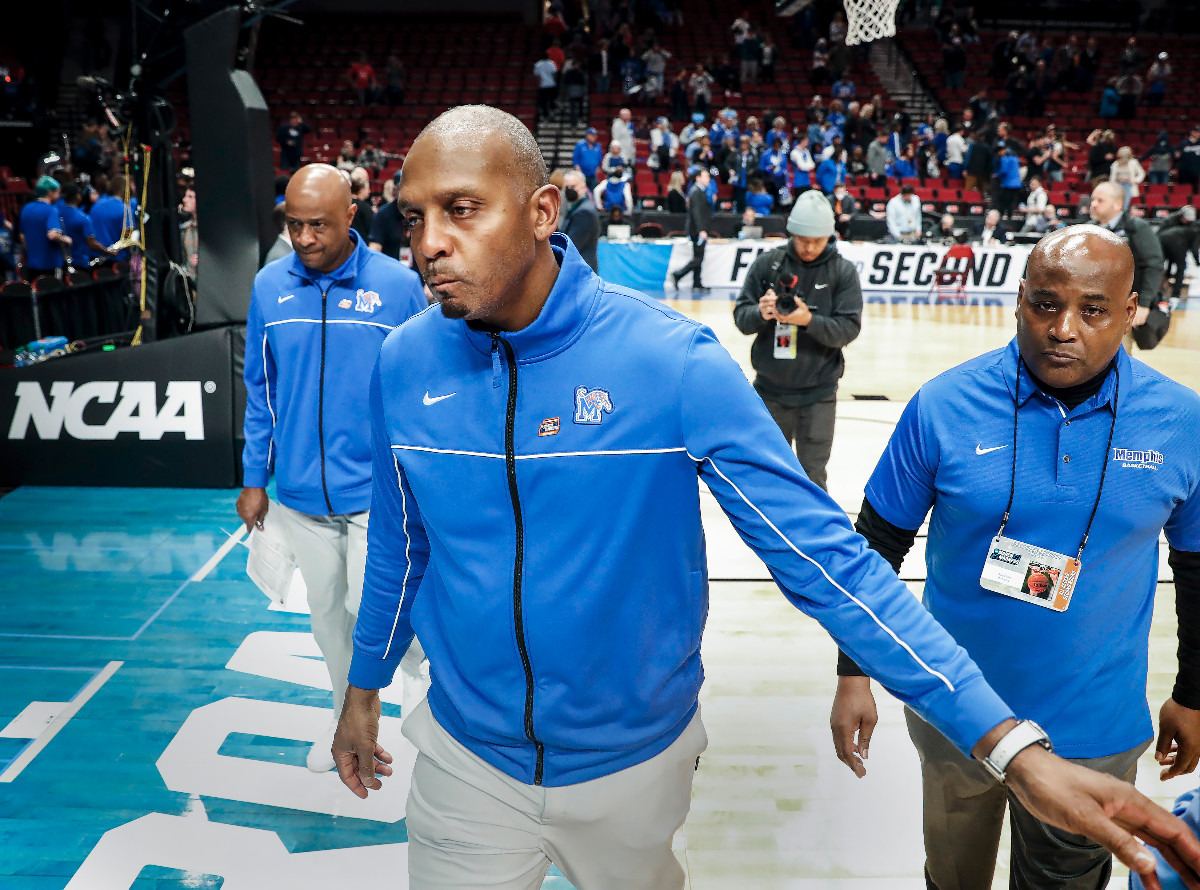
[
  {"x1": 1168, "y1": 547, "x2": 1200, "y2": 709},
  {"x1": 836, "y1": 496, "x2": 921, "y2": 677}
]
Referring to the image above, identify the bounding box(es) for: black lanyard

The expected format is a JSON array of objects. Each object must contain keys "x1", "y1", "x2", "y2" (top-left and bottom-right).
[{"x1": 997, "y1": 358, "x2": 1120, "y2": 562}]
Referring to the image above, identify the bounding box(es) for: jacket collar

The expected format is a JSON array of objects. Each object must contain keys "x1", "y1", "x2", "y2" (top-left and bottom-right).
[
  {"x1": 1000, "y1": 337, "x2": 1127, "y2": 410},
  {"x1": 286, "y1": 228, "x2": 369, "y2": 284},
  {"x1": 460, "y1": 232, "x2": 601, "y2": 362}
]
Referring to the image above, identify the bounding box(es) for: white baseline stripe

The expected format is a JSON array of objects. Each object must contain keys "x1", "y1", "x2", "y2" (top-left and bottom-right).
[
  {"x1": 391, "y1": 445, "x2": 687, "y2": 460},
  {"x1": 190, "y1": 526, "x2": 249, "y2": 582},
  {"x1": 265, "y1": 319, "x2": 396, "y2": 331},
  {"x1": 0, "y1": 661, "x2": 123, "y2": 783},
  {"x1": 690, "y1": 451, "x2": 955, "y2": 692}
]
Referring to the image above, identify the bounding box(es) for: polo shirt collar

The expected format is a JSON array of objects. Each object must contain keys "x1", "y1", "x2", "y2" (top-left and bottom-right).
[{"x1": 1000, "y1": 337, "x2": 1128, "y2": 411}]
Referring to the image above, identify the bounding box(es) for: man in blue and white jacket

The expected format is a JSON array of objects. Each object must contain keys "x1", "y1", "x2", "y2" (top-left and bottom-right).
[
  {"x1": 237, "y1": 164, "x2": 428, "y2": 772},
  {"x1": 333, "y1": 107, "x2": 1200, "y2": 889}
]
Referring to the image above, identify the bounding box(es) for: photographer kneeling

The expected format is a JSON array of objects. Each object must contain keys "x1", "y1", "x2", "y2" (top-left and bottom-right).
[{"x1": 733, "y1": 191, "x2": 863, "y2": 491}]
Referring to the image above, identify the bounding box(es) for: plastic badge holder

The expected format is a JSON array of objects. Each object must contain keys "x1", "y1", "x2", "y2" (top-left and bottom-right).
[{"x1": 246, "y1": 512, "x2": 296, "y2": 605}]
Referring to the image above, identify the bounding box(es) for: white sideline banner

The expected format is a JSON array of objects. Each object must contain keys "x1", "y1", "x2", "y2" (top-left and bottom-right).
[{"x1": 665, "y1": 239, "x2": 1035, "y2": 296}]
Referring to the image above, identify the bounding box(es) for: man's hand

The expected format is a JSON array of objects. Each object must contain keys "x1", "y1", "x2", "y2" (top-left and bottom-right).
[
  {"x1": 334, "y1": 685, "x2": 394, "y2": 799},
  {"x1": 1156, "y1": 697, "x2": 1200, "y2": 780},
  {"x1": 1134, "y1": 305, "x2": 1151, "y2": 327},
  {"x1": 759, "y1": 288, "x2": 778, "y2": 321},
  {"x1": 236, "y1": 486, "x2": 269, "y2": 532},
  {"x1": 830, "y1": 676, "x2": 877, "y2": 778},
  {"x1": 977, "y1": 720, "x2": 1200, "y2": 888},
  {"x1": 777, "y1": 300, "x2": 814, "y2": 327}
]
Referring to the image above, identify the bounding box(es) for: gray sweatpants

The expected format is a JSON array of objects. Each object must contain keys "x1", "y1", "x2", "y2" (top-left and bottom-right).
[
  {"x1": 761, "y1": 394, "x2": 837, "y2": 492},
  {"x1": 402, "y1": 699, "x2": 707, "y2": 890},
  {"x1": 277, "y1": 503, "x2": 427, "y2": 717},
  {"x1": 904, "y1": 707, "x2": 1148, "y2": 890}
]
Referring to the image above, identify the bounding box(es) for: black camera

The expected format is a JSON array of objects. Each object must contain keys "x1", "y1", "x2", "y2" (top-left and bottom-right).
[{"x1": 774, "y1": 274, "x2": 799, "y2": 315}]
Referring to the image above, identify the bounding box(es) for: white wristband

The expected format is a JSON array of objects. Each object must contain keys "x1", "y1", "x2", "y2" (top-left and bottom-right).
[{"x1": 981, "y1": 720, "x2": 1053, "y2": 784}]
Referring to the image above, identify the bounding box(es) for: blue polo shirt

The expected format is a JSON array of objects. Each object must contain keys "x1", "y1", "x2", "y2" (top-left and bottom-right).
[
  {"x1": 60, "y1": 204, "x2": 97, "y2": 267},
  {"x1": 866, "y1": 339, "x2": 1200, "y2": 758},
  {"x1": 90, "y1": 194, "x2": 137, "y2": 260},
  {"x1": 19, "y1": 200, "x2": 64, "y2": 270}
]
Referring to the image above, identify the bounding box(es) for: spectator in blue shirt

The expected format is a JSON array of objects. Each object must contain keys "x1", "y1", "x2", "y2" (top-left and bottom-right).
[
  {"x1": 815, "y1": 153, "x2": 846, "y2": 194},
  {"x1": 0, "y1": 208, "x2": 14, "y2": 279},
  {"x1": 993, "y1": 144, "x2": 1024, "y2": 219},
  {"x1": 571, "y1": 128, "x2": 604, "y2": 190},
  {"x1": 18, "y1": 175, "x2": 70, "y2": 279},
  {"x1": 1099, "y1": 78, "x2": 1120, "y2": 118},
  {"x1": 933, "y1": 117, "x2": 950, "y2": 162},
  {"x1": 745, "y1": 178, "x2": 774, "y2": 216},
  {"x1": 90, "y1": 174, "x2": 137, "y2": 261},
  {"x1": 888, "y1": 144, "x2": 918, "y2": 180},
  {"x1": 887, "y1": 123, "x2": 905, "y2": 161},
  {"x1": 60, "y1": 183, "x2": 115, "y2": 270},
  {"x1": 831, "y1": 225, "x2": 1200, "y2": 890},
  {"x1": 758, "y1": 137, "x2": 789, "y2": 195},
  {"x1": 831, "y1": 77, "x2": 856, "y2": 100}
]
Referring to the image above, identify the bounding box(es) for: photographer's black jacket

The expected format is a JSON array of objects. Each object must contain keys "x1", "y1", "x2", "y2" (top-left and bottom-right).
[{"x1": 733, "y1": 240, "x2": 863, "y2": 407}]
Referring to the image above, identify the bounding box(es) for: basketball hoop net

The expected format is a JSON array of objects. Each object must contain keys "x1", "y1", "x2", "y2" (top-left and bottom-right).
[{"x1": 844, "y1": 0, "x2": 900, "y2": 45}]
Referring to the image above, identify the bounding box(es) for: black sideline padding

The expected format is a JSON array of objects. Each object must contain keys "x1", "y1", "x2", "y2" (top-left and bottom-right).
[
  {"x1": 0, "y1": 326, "x2": 240, "y2": 487},
  {"x1": 0, "y1": 276, "x2": 132, "y2": 348}
]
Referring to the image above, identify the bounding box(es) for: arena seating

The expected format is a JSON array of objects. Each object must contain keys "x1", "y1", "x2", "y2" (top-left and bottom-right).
[
  {"x1": 245, "y1": 14, "x2": 542, "y2": 186},
  {"x1": 897, "y1": 27, "x2": 1196, "y2": 216}
]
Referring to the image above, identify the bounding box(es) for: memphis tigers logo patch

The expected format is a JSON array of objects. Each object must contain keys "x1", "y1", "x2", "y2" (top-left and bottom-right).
[
  {"x1": 354, "y1": 289, "x2": 382, "y2": 313},
  {"x1": 573, "y1": 386, "x2": 614, "y2": 425}
]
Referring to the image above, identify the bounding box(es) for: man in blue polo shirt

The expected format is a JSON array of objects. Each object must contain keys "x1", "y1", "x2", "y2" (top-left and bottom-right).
[
  {"x1": 18, "y1": 176, "x2": 70, "y2": 279},
  {"x1": 830, "y1": 225, "x2": 1200, "y2": 890}
]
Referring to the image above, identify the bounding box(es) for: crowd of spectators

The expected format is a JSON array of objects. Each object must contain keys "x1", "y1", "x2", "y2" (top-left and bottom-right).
[{"x1": 556, "y1": 8, "x2": 1199, "y2": 265}]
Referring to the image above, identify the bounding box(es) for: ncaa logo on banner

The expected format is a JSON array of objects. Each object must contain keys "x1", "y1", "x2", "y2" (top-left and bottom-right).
[{"x1": 8, "y1": 381, "x2": 207, "y2": 441}]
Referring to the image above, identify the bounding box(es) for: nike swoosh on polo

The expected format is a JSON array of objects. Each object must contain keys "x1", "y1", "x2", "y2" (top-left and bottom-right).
[
  {"x1": 423, "y1": 391, "x2": 457, "y2": 406},
  {"x1": 814, "y1": 283, "x2": 828, "y2": 289},
  {"x1": 278, "y1": 294, "x2": 295, "y2": 303},
  {"x1": 976, "y1": 444, "x2": 1009, "y2": 455}
]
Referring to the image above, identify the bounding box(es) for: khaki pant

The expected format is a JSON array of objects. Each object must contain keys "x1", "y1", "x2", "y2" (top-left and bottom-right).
[
  {"x1": 403, "y1": 700, "x2": 707, "y2": 890},
  {"x1": 277, "y1": 503, "x2": 427, "y2": 717},
  {"x1": 905, "y1": 708, "x2": 1147, "y2": 890}
]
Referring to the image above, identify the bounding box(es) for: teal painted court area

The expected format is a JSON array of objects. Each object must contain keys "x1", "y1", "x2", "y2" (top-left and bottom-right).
[{"x1": 0, "y1": 486, "x2": 577, "y2": 890}]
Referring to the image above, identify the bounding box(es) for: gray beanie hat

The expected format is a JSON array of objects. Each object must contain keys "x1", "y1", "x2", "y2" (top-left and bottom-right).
[{"x1": 786, "y1": 188, "x2": 836, "y2": 237}]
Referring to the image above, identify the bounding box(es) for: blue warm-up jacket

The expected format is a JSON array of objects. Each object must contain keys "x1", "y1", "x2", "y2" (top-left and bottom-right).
[
  {"x1": 242, "y1": 230, "x2": 426, "y2": 515},
  {"x1": 349, "y1": 233, "x2": 1012, "y2": 787}
]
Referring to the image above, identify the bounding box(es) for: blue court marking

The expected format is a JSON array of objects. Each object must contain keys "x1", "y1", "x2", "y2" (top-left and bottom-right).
[
  {"x1": 0, "y1": 486, "x2": 580, "y2": 888},
  {"x1": 0, "y1": 574, "x2": 195, "y2": 641},
  {"x1": 0, "y1": 486, "x2": 249, "y2": 641}
]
